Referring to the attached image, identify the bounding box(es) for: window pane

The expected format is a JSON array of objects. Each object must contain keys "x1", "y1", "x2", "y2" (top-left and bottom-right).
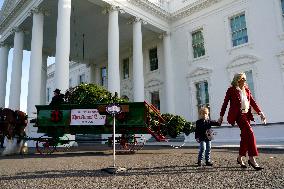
[
  {"x1": 79, "y1": 74, "x2": 85, "y2": 84},
  {"x1": 240, "y1": 15, "x2": 246, "y2": 28},
  {"x1": 196, "y1": 83, "x2": 201, "y2": 105},
  {"x1": 230, "y1": 13, "x2": 248, "y2": 47},
  {"x1": 149, "y1": 48, "x2": 158, "y2": 71},
  {"x1": 195, "y1": 81, "x2": 210, "y2": 114},
  {"x1": 192, "y1": 30, "x2": 205, "y2": 58},
  {"x1": 123, "y1": 58, "x2": 129, "y2": 79},
  {"x1": 245, "y1": 70, "x2": 255, "y2": 97},
  {"x1": 101, "y1": 67, "x2": 107, "y2": 87},
  {"x1": 151, "y1": 91, "x2": 160, "y2": 110},
  {"x1": 204, "y1": 81, "x2": 209, "y2": 103}
]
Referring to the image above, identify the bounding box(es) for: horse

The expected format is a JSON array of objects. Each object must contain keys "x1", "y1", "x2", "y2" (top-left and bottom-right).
[{"x1": 0, "y1": 108, "x2": 28, "y2": 155}]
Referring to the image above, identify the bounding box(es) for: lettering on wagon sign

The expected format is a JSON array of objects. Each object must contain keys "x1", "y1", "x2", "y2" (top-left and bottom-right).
[{"x1": 70, "y1": 109, "x2": 106, "y2": 125}]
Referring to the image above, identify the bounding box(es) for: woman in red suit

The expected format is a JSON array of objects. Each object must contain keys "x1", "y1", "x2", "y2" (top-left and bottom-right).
[{"x1": 218, "y1": 73, "x2": 266, "y2": 170}]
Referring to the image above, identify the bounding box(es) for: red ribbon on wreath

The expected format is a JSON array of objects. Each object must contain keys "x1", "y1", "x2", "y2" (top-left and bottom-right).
[{"x1": 51, "y1": 110, "x2": 63, "y2": 122}]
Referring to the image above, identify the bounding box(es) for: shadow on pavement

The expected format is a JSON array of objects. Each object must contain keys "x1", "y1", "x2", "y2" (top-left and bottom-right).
[
  {"x1": 0, "y1": 151, "x2": 111, "y2": 160},
  {"x1": 0, "y1": 164, "x2": 258, "y2": 180}
]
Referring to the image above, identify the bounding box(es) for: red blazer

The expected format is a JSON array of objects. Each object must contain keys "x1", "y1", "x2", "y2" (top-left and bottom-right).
[{"x1": 220, "y1": 86, "x2": 262, "y2": 125}]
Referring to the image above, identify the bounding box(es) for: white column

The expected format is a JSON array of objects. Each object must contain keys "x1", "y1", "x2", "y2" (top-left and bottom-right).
[
  {"x1": 163, "y1": 33, "x2": 175, "y2": 114},
  {"x1": 108, "y1": 8, "x2": 120, "y2": 96},
  {"x1": 9, "y1": 30, "x2": 24, "y2": 110},
  {"x1": 132, "y1": 18, "x2": 144, "y2": 102},
  {"x1": 0, "y1": 44, "x2": 9, "y2": 108},
  {"x1": 40, "y1": 54, "x2": 48, "y2": 105},
  {"x1": 27, "y1": 11, "x2": 44, "y2": 117},
  {"x1": 54, "y1": 0, "x2": 71, "y2": 92}
]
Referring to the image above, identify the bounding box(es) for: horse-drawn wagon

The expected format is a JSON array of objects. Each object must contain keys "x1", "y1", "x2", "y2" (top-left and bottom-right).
[{"x1": 33, "y1": 101, "x2": 166, "y2": 154}]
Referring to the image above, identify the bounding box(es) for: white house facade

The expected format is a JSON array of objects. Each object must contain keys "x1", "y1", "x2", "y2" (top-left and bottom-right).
[{"x1": 1, "y1": 0, "x2": 284, "y2": 141}]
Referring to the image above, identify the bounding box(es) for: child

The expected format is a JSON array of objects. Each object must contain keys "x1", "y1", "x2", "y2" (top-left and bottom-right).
[{"x1": 195, "y1": 107, "x2": 220, "y2": 166}]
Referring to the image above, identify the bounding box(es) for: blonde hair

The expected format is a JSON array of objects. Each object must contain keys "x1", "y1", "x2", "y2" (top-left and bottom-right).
[
  {"x1": 199, "y1": 107, "x2": 209, "y2": 117},
  {"x1": 231, "y1": 72, "x2": 246, "y2": 87}
]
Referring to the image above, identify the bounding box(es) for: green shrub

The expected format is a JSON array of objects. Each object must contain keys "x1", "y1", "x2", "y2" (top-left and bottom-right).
[
  {"x1": 160, "y1": 113, "x2": 194, "y2": 138},
  {"x1": 183, "y1": 121, "x2": 195, "y2": 136},
  {"x1": 64, "y1": 83, "x2": 128, "y2": 105}
]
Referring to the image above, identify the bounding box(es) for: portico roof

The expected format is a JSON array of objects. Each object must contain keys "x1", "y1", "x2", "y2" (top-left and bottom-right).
[
  {"x1": 0, "y1": 0, "x2": 222, "y2": 64},
  {"x1": 0, "y1": 0, "x2": 166, "y2": 64}
]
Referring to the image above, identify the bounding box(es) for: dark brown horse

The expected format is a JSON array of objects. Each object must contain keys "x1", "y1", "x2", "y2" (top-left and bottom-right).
[{"x1": 0, "y1": 108, "x2": 28, "y2": 143}]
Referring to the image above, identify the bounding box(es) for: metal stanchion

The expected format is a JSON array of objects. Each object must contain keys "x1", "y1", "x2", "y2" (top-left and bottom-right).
[{"x1": 101, "y1": 103, "x2": 127, "y2": 174}]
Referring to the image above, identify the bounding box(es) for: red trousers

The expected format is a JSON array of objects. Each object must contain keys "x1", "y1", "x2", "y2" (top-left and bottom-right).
[{"x1": 236, "y1": 113, "x2": 258, "y2": 157}]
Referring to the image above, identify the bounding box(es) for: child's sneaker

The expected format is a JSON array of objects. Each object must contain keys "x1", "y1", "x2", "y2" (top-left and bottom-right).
[
  {"x1": 205, "y1": 161, "x2": 213, "y2": 166},
  {"x1": 197, "y1": 161, "x2": 202, "y2": 166}
]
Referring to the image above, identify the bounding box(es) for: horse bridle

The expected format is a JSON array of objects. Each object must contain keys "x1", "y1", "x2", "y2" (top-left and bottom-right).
[{"x1": 0, "y1": 115, "x2": 7, "y2": 121}]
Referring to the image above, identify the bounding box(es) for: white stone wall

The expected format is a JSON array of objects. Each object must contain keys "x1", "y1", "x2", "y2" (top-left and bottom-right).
[{"x1": 170, "y1": 0, "x2": 284, "y2": 123}]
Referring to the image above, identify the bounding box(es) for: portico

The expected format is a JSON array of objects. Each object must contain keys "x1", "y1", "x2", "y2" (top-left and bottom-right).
[{"x1": 0, "y1": 0, "x2": 175, "y2": 137}]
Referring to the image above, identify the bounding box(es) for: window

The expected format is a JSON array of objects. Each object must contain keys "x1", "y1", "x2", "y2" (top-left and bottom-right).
[
  {"x1": 79, "y1": 74, "x2": 85, "y2": 84},
  {"x1": 122, "y1": 58, "x2": 129, "y2": 79},
  {"x1": 149, "y1": 47, "x2": 158, "y2": 71},
  {"x1": 230, "y1": 13, "x2": 248, "y2": 47},
  {"x1": 151, "y1": 91, "x2": 160, "y2": 110},
  {"x1": 245, "y1": 70, "x2": 255, "y2": 97},
  {"x1": 47, "y1": 88, "x2": 51, "y2": 102},
  {"x1": 101, "y1": 67, "x2": 107, "y2": 87},
  {"x1": 192, "y1": 30, "x2": 205, "y2": 58},
  {"x1": 195, "y1": 81, "x2": 210, "y2": 113}
]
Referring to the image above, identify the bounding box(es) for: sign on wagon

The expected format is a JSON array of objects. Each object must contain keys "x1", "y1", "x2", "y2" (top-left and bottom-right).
[{"x1": 70, "y1": 109, "x2": 106, "y2": 125}]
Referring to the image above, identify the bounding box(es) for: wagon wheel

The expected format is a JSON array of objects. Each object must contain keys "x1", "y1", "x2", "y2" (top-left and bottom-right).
[
  {"x1": 117, "y1": 134, "x2": 143, "y2": 152},
  {"x1": 56, "y1": 135, "x2": 71, "y2": 152},
  {"x1": 118, "y1": 136, "x2": 130, "y2": 150},
  {"x1": 127, "y1": 135, "x2": 146, "y2": 152},
  {"x1": 36, "y1": 137, "x2": 56, "y2": 155},
  {"x1": 134, "y1": 134, "x2": 147, "y2": 151},
  {"x1": 107, "y1": 136, "x2": 113, "y2": 147},
  {"x1": 107, "y1": 135, "x2": 126, "y2": 150}
]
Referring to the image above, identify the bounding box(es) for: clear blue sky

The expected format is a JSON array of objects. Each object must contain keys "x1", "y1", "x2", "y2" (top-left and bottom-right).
[{"x1": 1, "y1": 0, "x2": 55, "y2": 112}]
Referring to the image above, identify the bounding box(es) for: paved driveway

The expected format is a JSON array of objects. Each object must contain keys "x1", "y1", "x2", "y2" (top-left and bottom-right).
[{"x1": 0, "y1": 146, "x2": 283, "y2": 189}]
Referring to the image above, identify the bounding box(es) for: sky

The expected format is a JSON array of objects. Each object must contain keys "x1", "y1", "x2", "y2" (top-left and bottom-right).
[{"x1": 0, "y1": 0, "x2": 55, "y2": 112}]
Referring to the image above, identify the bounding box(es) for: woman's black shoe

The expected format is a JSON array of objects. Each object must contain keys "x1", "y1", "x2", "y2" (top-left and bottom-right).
[
  {"x1": 237, "y1": 158, "x2": 247, "y2": 168},
  {"x1": 248, "y1": 160, "x2": 264, "y2": 171}
]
